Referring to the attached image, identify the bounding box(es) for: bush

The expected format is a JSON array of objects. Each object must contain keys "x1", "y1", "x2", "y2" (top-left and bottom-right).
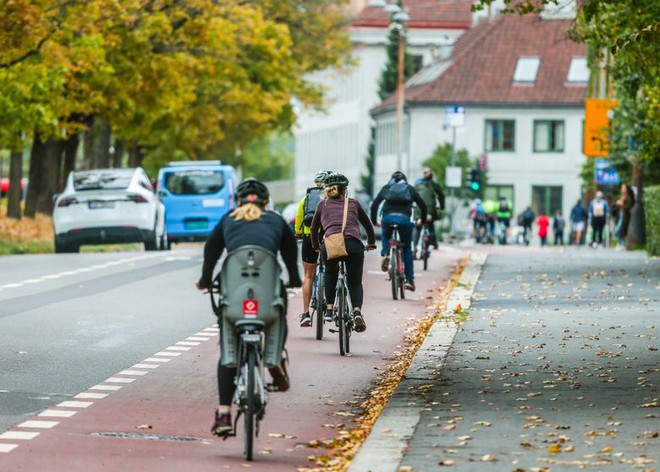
[{"x1": 644, "y1": 186, "x2": 660, "y2": 256}]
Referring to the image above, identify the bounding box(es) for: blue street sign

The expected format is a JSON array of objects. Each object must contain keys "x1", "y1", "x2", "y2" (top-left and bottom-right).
[{"x1": 594, "y1": 158, "x2": 620, "y2": 185}]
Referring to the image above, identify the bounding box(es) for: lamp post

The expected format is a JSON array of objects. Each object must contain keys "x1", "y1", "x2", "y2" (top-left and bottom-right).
[{"x1": 390, "y1": 7, "x2": 409, "y2": 174}]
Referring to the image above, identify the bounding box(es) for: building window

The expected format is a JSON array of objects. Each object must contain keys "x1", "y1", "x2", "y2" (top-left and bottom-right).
[
  {"x1": 513, "y1": 57, "x2": 540, "y2": 83},
  {"x1": 534, "y1": 120, "x2": 565, "y2": 152},
  {"x1": 567, "y1": 57, "x2": 589, "y2": 83},
  {"x1": 532, "y1": 186, "x2": 563, "y2": 216},
  {"x1": 485, "y1": 120, "x2": 515, "y2": 152},
  {"x1": 484, "y1": 185, "x2": 514, "y2": 205}
]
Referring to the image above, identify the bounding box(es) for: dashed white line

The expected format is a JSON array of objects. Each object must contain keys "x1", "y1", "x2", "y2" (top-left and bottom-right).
[
  {"x1": 104, "y1": 377, "x2": 136, "y2": 384},
  {"x1": 118, "y1": 370, "x2": 148, "y2": 376},
  {"x1": 132, "y1": 363, "x2": 159, "y2": 369},
  {"x1": 38, "y1": 410, "x2": 77, "y2": 418},
  {"x1": 165, "y1": 346, "x2": 191, "y2": 351},
  {"x1": 75, "y1": 392, "x2": 108, "y2": 399},
  {"x1": 144, "y1": 357, "x2": 170, "y2": 363},
  {"x1": 154, "y1": 351, "x2": 181, "y2": 357},
  {"x1": 89, "y1": 385, "x2": 122, "y2": 391},
  {"x1": 17, "y1": 420, "x2": 59, "y2": 429},
  {"x1": 0, "y1": 444, "x2": 19, "y2": 453},
  {"x1": 186, "y1": 337, "x2": 210, "y2": 341},
  {"x1": 176, "y1": 341, "x2": 200, "y2": 346},
  {"x1": 57, "y1": 401, "x2": 93, "y2": 409},
  {"x1": 0, "y1": 431, "x2": 40, "y2": 440}
]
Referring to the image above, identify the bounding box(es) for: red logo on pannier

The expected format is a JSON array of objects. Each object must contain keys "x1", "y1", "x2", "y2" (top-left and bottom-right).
[{"x1": 243, "y1": 300, "x2": 258, "y2": 317}]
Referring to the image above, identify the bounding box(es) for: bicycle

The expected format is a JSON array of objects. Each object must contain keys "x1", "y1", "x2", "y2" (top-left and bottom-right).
[
  {"x1": 209, "y1": 246, "x2": 287, "y2": 461},
  {"x1": 328, "y1": 260, "x2": 353, "y2": 356},
  {"x1": 418, "y1": 225, "x2": 431, "y2": 271},
  {"x1": 309, "y1": 256, "x2": 325, "y2": 341},
  {"x1": 388, "y1": 225, "x2": 405, "y2": 300}
]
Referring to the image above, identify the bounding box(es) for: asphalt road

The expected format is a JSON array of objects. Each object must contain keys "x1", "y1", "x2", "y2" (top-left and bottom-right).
[{"x1": 0, "y1": 244, "x2": 462, "y2": 470}]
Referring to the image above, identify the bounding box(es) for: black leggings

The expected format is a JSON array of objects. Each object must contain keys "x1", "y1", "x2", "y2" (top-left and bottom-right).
[
  {"x1": 217, "y1": 285, "x2": 288, "y2": 406},
  {"x1": 321, "y1": 236, "x2": 365, "y2": 309}
]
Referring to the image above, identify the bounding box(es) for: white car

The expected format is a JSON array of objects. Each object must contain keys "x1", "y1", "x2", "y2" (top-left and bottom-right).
[{"x1": 52, "y1": 168, "x2": 167, "y2": 253}]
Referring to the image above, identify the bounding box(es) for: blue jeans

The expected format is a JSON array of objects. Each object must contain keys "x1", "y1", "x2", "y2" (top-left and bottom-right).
[{"x1": 381, "y1": 214, "x2": 414, "y2": 283}]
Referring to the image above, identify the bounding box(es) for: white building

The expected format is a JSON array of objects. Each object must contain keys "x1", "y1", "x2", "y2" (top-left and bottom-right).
[
  {"x1": 371, "y1": 8, "x2": 588, "y2": 221},
  {"x1": 292, "y1": 0, "x2": 478, "y2": 199}
]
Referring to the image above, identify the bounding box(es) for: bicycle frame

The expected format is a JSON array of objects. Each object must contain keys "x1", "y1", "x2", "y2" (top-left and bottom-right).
[
  {"x1": 310, "y1": 257, "x2": 325, "y2": 340},
  {"x1": 329, "y1": 260, "x2": 352, "y2": 355}
]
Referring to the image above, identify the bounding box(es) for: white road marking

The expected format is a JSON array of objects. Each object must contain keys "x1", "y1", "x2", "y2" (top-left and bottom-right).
[
  {"x1": 0, "y1": 431, "x2": 39, "y2": 440},
  {"x1": 0, "y1": 444, "x2": 19, "y2": 453},
  {"x1": 164, "y1": 346, "x2": 191, "y2": 351},
  {"x1": 104, "y1": 377, "x2": 136, "y2": 383},
  {"x1": 75, "y1": 392, "x2": 108, "y2": 399},
  {"x1": 175, "y1": 341, "x2": 200, "y2": 346},
  {"x1": 132, "y1": 364, "x2": 159, "y2": 369},
  {"x1": 154, "y1": 351, "x2": 181, "y2": 357},
  {"x1": 118, "y1": 370, "x2": 148, "y2": 376},
  {"x1": 186, "y1": 337, "x2": 210, "y2": 341},
  {"x1": 57, "y1": 401, "x2": 93, "y2": 408},
  {"x1": 17, "y1": 420, "x2": 59, "y2": 429},
  {"x1": 89, "y1": 385, "x2": 122, "y2": 391},
  {"x1": 144, "y1": 357, "x2": 170, "y2": 363},
  {"x1": 38, "y1": 410, "x2": 76, "y2": 418}
]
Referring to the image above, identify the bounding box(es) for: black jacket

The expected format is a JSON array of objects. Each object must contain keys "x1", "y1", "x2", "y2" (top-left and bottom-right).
[
  {"x1": 370, "y1": 180, "x2": 428, "y2": 224},
  {"x1": 198, "y1": 210, "x2": 302, "y2": 289}
]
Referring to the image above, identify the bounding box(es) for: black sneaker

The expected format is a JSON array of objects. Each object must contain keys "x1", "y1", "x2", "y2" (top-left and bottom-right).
[
  {"x1": 381, "y1": 256, "x2": 390, "y2": 272},
  {"x1": 352, "y1": 311, "x2": 366, "y2": 333},
  {"x1": 299, "y1": 312, "x2": 311, "y2": 327},
  {"x1": 211, "y1": 411, "x2": 232, "y2": 437},
  {"x1": 324, "y1": 308, "x2": 334, "y2": 323},
  {"x1": 268, "y1": 357, "x2": 290, "y2": 392},
  {"x1": 404, "y1": 280, "x2": 416, "y2": 292}
]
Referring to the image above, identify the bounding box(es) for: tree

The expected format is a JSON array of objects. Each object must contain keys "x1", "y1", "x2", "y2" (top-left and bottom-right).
[
  {"x1": 360, "y1": 126, "x2": 376, "y2": 197},
  {"x1": 239, "y1": 133, "x2": 294, "y2": 182},
  {"x1": 423, "y1": 143, "x2": 481, "y2": 200}
]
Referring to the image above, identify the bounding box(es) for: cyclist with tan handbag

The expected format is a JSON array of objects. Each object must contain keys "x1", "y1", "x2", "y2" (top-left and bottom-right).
[{"x1": 310, "y1": 173, "x2": 376, "y2": 333}]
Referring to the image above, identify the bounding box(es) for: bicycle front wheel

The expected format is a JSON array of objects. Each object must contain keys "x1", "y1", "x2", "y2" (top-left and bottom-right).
[
  {"x1": 315, "y1": 272, "x2": 325, "y2": 341},
  {"x1": 244, "y1": 346, "x2": 256, "y2": 461},
  {"x1": 397, "y1": 250, "x2": 405, "y2": 300}
]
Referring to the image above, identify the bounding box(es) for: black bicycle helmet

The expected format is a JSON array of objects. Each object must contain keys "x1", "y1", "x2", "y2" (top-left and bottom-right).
[
  {"x1": 324, "y1": 172, "x2": 349, "y2": 188},
  {"x1": 235, "y1": 178, "x2": 269, "y2": 205},
  {"x1": 314, "y1": 170, "x2": 333, "y2": 184},
  {"x1": 391, "y1": 171, "x2": 407, "y2": 182}
]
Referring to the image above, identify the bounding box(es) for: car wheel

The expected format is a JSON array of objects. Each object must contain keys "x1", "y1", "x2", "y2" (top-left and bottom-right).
[
  {"x1": 144, "y1": 230, "x2": 158, "y2": 251},
  {"x1": 55, "y1": 239, "x2": 79, "y2": 254},
  {"x1": 159, "y1": 231, "x2": 170, "y2": 251}
]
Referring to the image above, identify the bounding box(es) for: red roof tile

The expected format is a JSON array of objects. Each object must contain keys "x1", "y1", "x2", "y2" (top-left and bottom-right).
[
  {"x1": 375, "y1": 13, "x2": 587, "y2": 112},
  {"x1": 352, "y1": 0, "x2": 473, "y2": 29}
]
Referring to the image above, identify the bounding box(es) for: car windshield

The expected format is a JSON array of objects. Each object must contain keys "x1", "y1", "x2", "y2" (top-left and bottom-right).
[
  {"x1": 73, "y1": 170, "x2": 134, "y2": 191},
  {"x1": 164, "y1": 170, "x2": 225, "y2": 195}
]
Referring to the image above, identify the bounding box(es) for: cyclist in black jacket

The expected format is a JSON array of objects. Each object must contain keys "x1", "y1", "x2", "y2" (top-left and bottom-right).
[
  {"x1": 196, "y1": 178, "x2": 302, "y2": 437},
  {"x1": 370, "y1": 171, "x2": 427, "y2": 292}
]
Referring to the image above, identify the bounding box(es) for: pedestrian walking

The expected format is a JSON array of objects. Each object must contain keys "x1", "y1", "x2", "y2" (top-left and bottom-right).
[
  {"x1": 553, "y1": 209, "x2": 565, "y2": 245},
  {"x1": 537, "y1": 212, "x2": 550, "y2": 246},
  {"x1": 588, "y1": 191, "x2": 609, "y2": 248},
  {"x1": 615, "y1": 183, "x2": 635, "y2": 250},
  {"x1": 570, "y1": 199, "x2": 588, "y2": 245}
]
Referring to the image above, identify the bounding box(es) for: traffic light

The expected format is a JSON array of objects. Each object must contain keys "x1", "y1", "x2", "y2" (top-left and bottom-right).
[{"x1": 467, "y1": 168, "x2": 481, "y2": 192}]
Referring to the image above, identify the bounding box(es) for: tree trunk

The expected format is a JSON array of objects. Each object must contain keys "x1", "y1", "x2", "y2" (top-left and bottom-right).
[
  {"x1": 7, "y1": 149, "x2": 23, "y2": 219},
  {"x1": 62, "y1": 131, "x2": 80, "y2": 190},
  {"x1": 35, "y1": 136, "x2": 64, "y2": 215},
  {"x1": 627, "y1": 157, "x2": 645, "y2": 247},
  {"x1": 24, "y1": 133, "x2": 45, "y2": 218},
  {"x1": 128, "y1": 145, "x2": 144, "y2": 168},
  {"x1": 97, "y1": 119, "x2": 111, "y2": 168},
  {"x1": 113, "y1": 138, "x2": 125, "y2": 168}
]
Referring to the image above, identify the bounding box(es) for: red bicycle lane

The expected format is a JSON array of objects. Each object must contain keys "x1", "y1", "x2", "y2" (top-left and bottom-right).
[{"x1": 0, "y1": 248, "x2": 462, "y2": 472}]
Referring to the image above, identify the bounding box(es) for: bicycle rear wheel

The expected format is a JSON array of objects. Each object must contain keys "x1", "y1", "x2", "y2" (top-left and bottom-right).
[
  {"x1": 389, "y1": 249, "x2": 399, "y2": 300},
  {"x1": 244, "y1": 347, "x2": 256, "y2": 461},
  {"x1": 315, "y1": 272, "x2": 325, "y2": 341},
  {"x1": 398, "y1": 250, "x2": 405, "y2": 300},
  {"x1": 342, "y1": 297, "x2": 351, "y2": 355},
  {"x1": 338, "y1": 287, "x2": 347, "y2": 356}
]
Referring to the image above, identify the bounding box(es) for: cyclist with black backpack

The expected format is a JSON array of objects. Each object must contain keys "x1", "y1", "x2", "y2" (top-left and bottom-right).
[
  {"x1": 370, "y1": 171, "x2": 427, "y2": 292},
  {"x1": 295, "y1": 170, "x2": 332, "y2": 327}
]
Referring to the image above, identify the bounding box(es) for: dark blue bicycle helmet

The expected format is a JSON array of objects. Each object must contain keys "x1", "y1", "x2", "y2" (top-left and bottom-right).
[{"x1": 235, "y1": 178, "x2": 269, "y2": 206}]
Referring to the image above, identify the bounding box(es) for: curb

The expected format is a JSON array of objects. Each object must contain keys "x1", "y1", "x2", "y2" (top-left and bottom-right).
[{"x1": 348, "y1": 252, "x2": 487, "y2": 472}]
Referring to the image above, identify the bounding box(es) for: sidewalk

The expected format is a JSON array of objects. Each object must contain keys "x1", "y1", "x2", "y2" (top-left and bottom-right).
[{"x1": 351, "y1": 248, "x2": 659, "y2": 471}]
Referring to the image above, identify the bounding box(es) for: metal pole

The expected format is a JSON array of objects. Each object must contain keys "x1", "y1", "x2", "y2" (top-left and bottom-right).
[
  {"x1": 449, "y1": 126, "x2": 457, "y2": 233},
  {"x1": 395, "y1": 28, "x2": 404, "y2": 172}
]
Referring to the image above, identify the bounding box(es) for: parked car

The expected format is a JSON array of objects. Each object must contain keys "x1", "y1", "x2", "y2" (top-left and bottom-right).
[
  {"x1": 280, "y1": 202, "x2": 298, "y2": 234},
  {"x1": 52, "y1": 168, "x2": 166, "y2": 253},
  {"x1": 155, "y1": 161, "x2": 238, "y2": 247},
  {"x1": 0, "y1": 177, "x2": 28, "y2": 198}
]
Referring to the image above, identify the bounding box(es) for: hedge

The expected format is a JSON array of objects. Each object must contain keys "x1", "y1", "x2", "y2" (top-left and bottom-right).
[{"x1": 645, "y1": 185, "x2": 660, "y2": 256}]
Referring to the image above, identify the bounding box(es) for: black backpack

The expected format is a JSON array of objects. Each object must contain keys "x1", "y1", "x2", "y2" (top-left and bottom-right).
[
  {"x1": 385, "y1": 181, "x2": 412, "y2": 205},
  {"x1": 302, "y1": 187, "x2": 323, "y2": 226}
]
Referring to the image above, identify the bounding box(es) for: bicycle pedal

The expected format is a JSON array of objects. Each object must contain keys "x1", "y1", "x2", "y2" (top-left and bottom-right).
[{"x1": 328, "y1": 328, "x2": 338, "y2": 334}]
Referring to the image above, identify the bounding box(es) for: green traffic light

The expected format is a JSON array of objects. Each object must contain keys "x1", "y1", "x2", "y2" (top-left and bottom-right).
[{"x1": 470, "y1": 182, "x2": 480, "y2": 191}]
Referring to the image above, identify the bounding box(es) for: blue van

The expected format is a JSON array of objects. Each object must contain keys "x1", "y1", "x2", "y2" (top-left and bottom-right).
[{"x1": 156, "y1": 161, "x2": 238, "y2": 246}]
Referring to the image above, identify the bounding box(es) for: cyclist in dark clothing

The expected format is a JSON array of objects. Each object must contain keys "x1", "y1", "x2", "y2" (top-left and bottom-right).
[
  {"x1": 196, "y1": 178, "x2": 302, "y2": 437},
  {"x1": 370, "y1": 171, "x2": 427, "y2": 292}
]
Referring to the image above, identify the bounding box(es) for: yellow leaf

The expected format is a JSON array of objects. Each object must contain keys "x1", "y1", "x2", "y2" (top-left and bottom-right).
[{"x1": 546, "y1": 443, "x2": 562, "y2": 453}]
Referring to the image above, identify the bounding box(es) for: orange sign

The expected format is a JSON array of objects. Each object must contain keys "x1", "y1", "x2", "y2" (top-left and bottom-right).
[{"x1": 584, "y1": 98, "x2": 617, "y2": 157}]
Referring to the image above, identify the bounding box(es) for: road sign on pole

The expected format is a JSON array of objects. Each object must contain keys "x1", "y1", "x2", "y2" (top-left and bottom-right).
[
  {"x1": 444, "y1": 106, "x2": 465, "y2": 128},
  {"x1": 584, "y1": 98, "x2": 617, "y2": 157},
  {"x1": 446, "y1": 166, "x2": 462, "y2": 188}
]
